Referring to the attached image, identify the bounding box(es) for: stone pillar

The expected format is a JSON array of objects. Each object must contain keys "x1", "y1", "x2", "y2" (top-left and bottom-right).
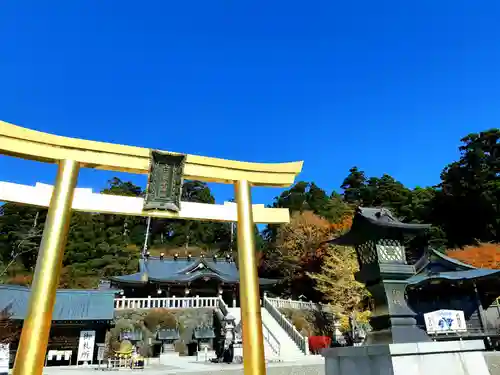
[
  {"x1": 232, "y1": 287, "x2": 237, "y2": 307},
  {"x1": 223, "y1": 314, "x2": 236, "y2": 344},
  {"x1": 473, "y1": 282, "x2": 488, "y2": 333},
  {"x1": 355, "y1": 239, "x2": 430, "y2": 345},
  {"x1": 332, "y1": 321, "x2": 343, "y2": 345},
  {"x1": 222, "y1": 314, "x2": 238, "y2": 363},
  {"x1": 162, "y1": 342, "x2": 175, "y2": 353}
]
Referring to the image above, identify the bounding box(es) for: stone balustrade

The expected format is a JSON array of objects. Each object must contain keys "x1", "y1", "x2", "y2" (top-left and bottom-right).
[
  {"x1": 114, "y1": 296, "x2": 220, "y2": 310},
  {"x1": 266, "y1": 296, "x2": 331, "y2": 312}
]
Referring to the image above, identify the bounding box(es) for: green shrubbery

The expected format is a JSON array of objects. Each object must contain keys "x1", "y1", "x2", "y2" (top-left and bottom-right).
[
  {"x1": 280, "y1": 308, "x2": 337, "y2": 336},
  {"x1": 108, "y1": 308, "x2": 213, "y2": 357}
]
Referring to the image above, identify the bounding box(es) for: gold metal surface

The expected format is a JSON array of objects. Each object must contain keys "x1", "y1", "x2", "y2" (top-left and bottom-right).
[
  {"x1": 12, "y1": 160, "x2": 80, "y2": 375},
  {"x1": 0, "y1": 120, "x2": 303, "y2": 186},
  {"x1": 0, "y1": 120, "x2": 303, "y2": 375},
  {"x1": 235, "y1": 180, "x2": 266, "y2": 375}
]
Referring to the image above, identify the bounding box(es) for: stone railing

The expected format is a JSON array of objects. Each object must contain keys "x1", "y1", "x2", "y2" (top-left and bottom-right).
[
  {"x1": 262, "y1": 295, "x2": 309, "y2": 355},
  {"x1": 114, "y1": 296, "x2": 219, "y2": 310},
  {"x1": 266, "y1": 296, "x2": 331, "y2": 312},
  {"x1": 262, "y1": 321, "x2": 281, "y2": 357},
  {"x1": 217, "y1": 296, "x2": 230, "y2": 317}
]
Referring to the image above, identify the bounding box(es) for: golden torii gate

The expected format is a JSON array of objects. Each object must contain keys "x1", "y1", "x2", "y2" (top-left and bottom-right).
[{"x1": 0, "y1": 120, "x2": 303, "y2": 375}]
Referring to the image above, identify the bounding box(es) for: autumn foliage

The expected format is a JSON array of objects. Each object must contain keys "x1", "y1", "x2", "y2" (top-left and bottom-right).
[
  {"x1": 5, "y1": 274, "x2": 32, "y2": 286},
  {"x1": 446, "y1": 243, "x2": 500, "y2": 269},
  {"x1": 0, "y1": 306, "x2": 18, "y2": 344},
  {"x1": 273, "y1": 210, "x2": 369, "y2": 315}
]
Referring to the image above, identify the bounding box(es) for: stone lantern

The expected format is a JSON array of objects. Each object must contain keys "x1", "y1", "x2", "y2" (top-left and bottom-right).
[
  {"x1": 157, "y1": 328, "x2": 180, "y2": 353},
  {"x1": 120, "y1": 330, "x2": 143, "y2": 343},
  {"x1": 329, "y1": 207, "x2": 431, "y2": 344},
  {"x1": 193, "y1": 325, "x2": 216, "y2": 361}
]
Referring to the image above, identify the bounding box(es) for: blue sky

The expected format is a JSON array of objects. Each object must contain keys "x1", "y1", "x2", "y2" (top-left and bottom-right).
[{"x1": 1, "y1": 1, "x2": 499, "y2": 206}]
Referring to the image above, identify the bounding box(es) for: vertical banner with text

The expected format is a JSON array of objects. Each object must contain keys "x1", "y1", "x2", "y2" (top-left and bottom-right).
[
  {"x1": 77, "y1": 331, "x2": 96, "y2": 363},
  {"x1": 0, "y1": 343, "x2": 9, "y2": 375}
]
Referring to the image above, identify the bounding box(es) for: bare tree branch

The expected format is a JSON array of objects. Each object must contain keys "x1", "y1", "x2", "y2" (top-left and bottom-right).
[{"x1": 0, "y1": 229, "x2": 42, "y2": 277}]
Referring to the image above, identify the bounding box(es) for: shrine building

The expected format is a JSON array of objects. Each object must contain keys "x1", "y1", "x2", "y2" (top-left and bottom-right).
[
  {"x1": 107, "y1": 252, "x2": 278, "y2": 307},
  {"x1": 0, "y1": 284, "x2": 115, "y2": 365}
]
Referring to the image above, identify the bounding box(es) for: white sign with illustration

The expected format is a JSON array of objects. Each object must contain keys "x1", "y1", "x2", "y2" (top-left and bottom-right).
[
  {"x1": 77, "y1": 330, "x2": 96, "y2": 363},
  {"x1": 0, "y1": 343, "x2": 9, "y2": 374},
  {"x1": 424, "y1": 309, "x2": 467, "y2": 334}
]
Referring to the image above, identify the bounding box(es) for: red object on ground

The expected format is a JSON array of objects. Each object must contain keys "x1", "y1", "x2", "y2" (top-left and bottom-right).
[{"x1": 308, "y1": 336, "x2": 331, "y2": 353}]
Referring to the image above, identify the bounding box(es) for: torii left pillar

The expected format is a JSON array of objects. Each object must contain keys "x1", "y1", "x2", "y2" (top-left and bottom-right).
[{"x1": 13, "y1": 160, "x2": 80, "y2": 375}]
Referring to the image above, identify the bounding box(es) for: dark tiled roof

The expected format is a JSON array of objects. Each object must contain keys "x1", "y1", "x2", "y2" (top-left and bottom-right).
[
  {"x1": 0, "y1": 285, "x2": 116, "y2": 321},
  {"x1": 407, "y1": 249, "x2": 495, "y2": 287},
  {"x1": 328, "y1": 207, "x2": 430, "y2": 246},
  {"x1": 430, "y1": 248, "x2": 476, "y2": 270},
  {"x1": 109, "y1": 257, "x2": 278, "y2": 285},
  {"x1": 407, "y1": 268, "x2": 500, "y2": 286},
  {"x1": 356, "y1": 207, "x2": 431, "y2": 230}
]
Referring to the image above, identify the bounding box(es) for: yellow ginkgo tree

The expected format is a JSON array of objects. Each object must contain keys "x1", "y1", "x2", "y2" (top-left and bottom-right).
[{"x1": 307, "y1": 245, "x2": 371, "y2": 331}]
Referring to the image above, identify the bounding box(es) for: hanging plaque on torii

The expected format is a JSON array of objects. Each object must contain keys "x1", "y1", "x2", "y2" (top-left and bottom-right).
[{"x1": 143, "y1": 150, "x2": 186, "y2": 212}]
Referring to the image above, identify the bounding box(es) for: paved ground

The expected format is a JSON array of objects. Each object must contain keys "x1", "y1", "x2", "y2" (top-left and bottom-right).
[
  {"x1": 485, "y1": 352, "x2": 500, "y2": 375},
  {"x1": 38, "y1": 356, "x2": 325, "y2": 375},
  {"x1": 14, "y1": 352, "x2": 500, "y2": 375}
]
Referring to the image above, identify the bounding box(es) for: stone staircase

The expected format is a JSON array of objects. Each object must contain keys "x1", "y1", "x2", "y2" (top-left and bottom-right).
[
  {"x1": 228, "y1": 308, "x2": 278, "y2": 360},
  {"x1": 261, "y1": 309, "x2": 306, "y2": 359},
  {"x1": 227, "y1": 307, "x2": 305, "y2": 361}
]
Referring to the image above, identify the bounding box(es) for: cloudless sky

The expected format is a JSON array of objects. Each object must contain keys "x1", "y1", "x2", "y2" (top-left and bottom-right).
[{"x1": 1, "y1": 1, "x2": 499, "y2": 205}]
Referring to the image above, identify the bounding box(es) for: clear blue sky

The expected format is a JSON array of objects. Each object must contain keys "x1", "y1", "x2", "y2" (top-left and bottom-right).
[{"x1": 1, "y1": 1, "x2": 499, "y2": 205}]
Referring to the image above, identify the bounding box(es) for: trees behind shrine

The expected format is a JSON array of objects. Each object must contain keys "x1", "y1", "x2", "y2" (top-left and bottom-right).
[
  {"x1": 336, "y1": 128, "x2": 499, "y2": 248},
  {"x1": 0, "y1": 128, "x2": 498, "y2": 292},
  {"x1": 260, "y1": 128, "x2": 499, "y2": 303},
  {"x1": 0, "y1": 179, "x2": 233, "y2": 288}
]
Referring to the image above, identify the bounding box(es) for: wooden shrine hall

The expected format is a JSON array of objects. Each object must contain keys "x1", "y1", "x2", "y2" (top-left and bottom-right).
[{"x1": 107, "y1": 253, "x2": 278, "y2": 307}]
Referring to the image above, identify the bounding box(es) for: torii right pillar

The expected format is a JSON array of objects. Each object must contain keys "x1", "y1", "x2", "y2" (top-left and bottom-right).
[{"x1": 235, "y1": 180, "x2": 266, "y2": 375}]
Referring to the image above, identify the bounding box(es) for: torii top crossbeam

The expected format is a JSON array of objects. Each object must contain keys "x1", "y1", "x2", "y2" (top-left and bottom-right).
[{"x1": 0, "y1": 120, "x2": 303, "y2": 187}]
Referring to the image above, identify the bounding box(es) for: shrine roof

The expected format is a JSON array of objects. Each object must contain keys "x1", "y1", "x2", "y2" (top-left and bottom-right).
[
  {"x1": 428, "y1": 248, "x2": 476, "y2": 271},
  {"x1": 355, "y1": 207, "x2": 431, "y2": 230},
  {"x1": 109, "y1": 256, "x2": 278, "y2": 285},
  {"x1": 407, "y1": 249, "x2": 500, "y2": 291},
  {"x1": 0, "y1": 284, "x2": 116, "y2": 321},
  {"x1": 328, "y1": 207, "x2": 431, "y2": 246},
  {"x1": 407, "y1": 268, "x2": 500, "y2": 286}
]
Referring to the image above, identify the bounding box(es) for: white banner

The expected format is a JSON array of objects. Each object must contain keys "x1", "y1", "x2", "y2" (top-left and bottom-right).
[
  {"x1": 424, "y1": 309, "x2": 467, "y2": 334},
  {"x1": 97, "y1": 344, "x2": 106, "y2": 361},
  {"x1": 77, "y1": 330, "x2": 96, "y2": 362},
  {"x1": 0, "y1": 343, "x2": 9, "y2": 374}
]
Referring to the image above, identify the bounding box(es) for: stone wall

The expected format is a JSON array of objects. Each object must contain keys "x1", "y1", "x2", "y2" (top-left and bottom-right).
[{"x1": 112, "y1": 308, "x2": 215, "y2": 355}]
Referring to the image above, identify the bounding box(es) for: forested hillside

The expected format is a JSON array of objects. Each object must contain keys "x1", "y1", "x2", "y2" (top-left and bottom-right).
[{"x1": 0, "y1": 129, "x2": 498, "y2": 299}]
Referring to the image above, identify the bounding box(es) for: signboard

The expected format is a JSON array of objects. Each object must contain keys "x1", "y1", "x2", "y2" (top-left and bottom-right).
[
  {"x1": 143, "y1": 150, "x2": 185, "y2": 212},
  {"x1": 96, "y1": 344, "x2": 106, "y2": 362},
  {"x1": 77, "y1": 330, "x2": 96, "y2": 363},
  {"x1": 0, "y1": 344, "x2": 9, "y2": 375},
  {"x1": 424, "y1": 309, "x2": 467, "y2": 334}
]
